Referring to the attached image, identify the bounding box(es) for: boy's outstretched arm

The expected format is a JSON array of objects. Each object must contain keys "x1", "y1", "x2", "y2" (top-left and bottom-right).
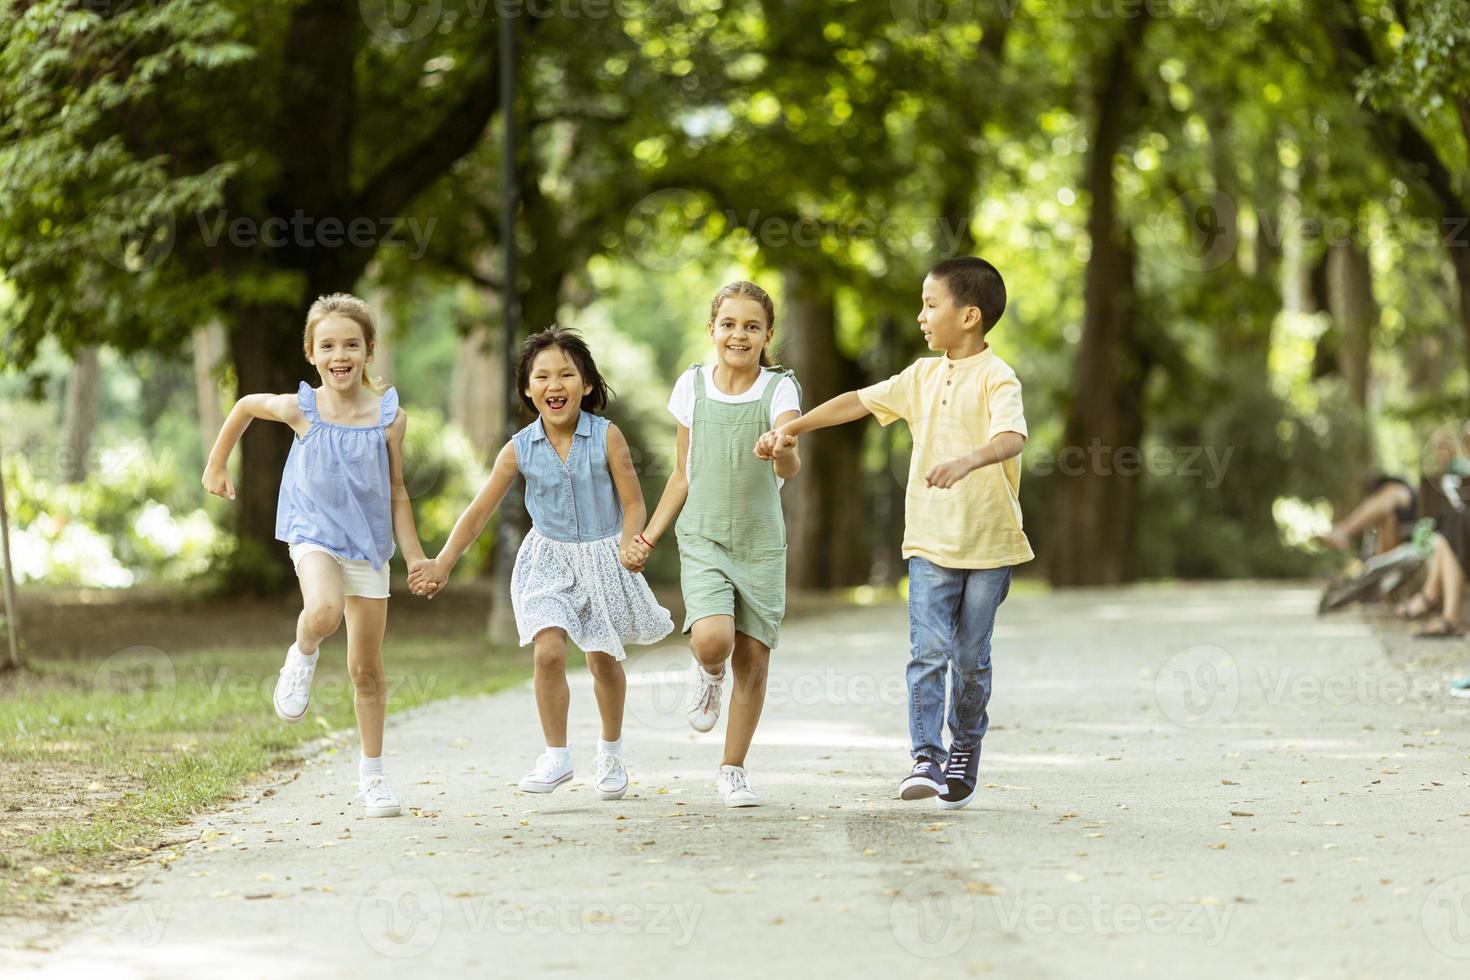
[
  {"x1": 754, "y1": 390, "x2": 871, "y2": 460},
  {"x1": 925, "y1": 431, "x2": 1026, "y2": 489}
]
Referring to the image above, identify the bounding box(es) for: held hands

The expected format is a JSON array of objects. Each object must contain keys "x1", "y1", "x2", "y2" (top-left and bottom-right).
[
  {"x1": 925, "y1": 456, "x2": 976, "y2": 490},
  {"x1": 621, "y1": 532, "x2": 654, "y2": 573},
  {"x1": 201, "y1": 462, "x2": 235, "y2": 500},
  {"x1": 753, "y1": 428, "x2": 797, "y2": 460},
  {"x1": 407, "y1": 557, "x2": 448, "y2": 599}
]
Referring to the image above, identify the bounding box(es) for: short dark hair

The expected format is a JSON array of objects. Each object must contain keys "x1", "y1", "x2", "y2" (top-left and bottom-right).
[
  {"x1": 928, "y1": 256, "x2": 1007, "y2": 332},
  {"x1": 516, "y1": 326, "x2": 611, "y2": 414}
]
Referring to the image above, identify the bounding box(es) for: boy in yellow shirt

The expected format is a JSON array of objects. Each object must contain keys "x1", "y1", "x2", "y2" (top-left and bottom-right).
[{"x1": 755, "y1": 257, "x2": 1032, "y2": 809}]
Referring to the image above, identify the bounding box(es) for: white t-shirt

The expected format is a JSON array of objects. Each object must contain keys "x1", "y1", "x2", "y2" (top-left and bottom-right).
[
  {"x1": 667, "y1": 366, "x2": 802, "y2": 488},
  {"x1": 666, "y1": 366, "x2": 801, "y2": 429}
]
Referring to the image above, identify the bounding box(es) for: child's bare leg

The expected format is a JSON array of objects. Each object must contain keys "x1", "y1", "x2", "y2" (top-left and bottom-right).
[
  {"x1": 1439, "y1": 536, "x2": 1465, "y2": 624},
  {"x1": 1321, "y1": 483, "x2": 1412, "y2": 550},
  {"x1": 690, "y1": 616, "x2": 736, "y2": 673},
  {"x1": 722, "y1": 633, "x2": 770, "y2": 768},
  {"x1": 533, "y1": 628, "x2": 570, "y2": 747},
  {"x1": 295, "y1": 553, "x2": 344, "y2": 654},
  {"x1": 344, "y1": 596, "x2": 389, "y2": 757},
  {"x1": 1373, "y1": 514, "x2": 1401, "y2": 554},
  {"x1": 1425, "y1": 539, "x2": 1446, "y2": 602},
  {"x1": 586, "y1": 651, "x2": 625, "y2": 742}
]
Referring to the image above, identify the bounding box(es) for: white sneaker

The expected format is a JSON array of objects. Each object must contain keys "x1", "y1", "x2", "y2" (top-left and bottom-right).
[
  {"x1": 593, "y1": 752, "x2": 629, "y2": 801},
  {"x1": 273, "y1": 645, "x2": 317, "y2": 723},
  {"x1": 518, "y1": 752, "x2": 573, "y2": 793},
  {"x1": 685, "y1": 661, "x2": 726, "y2": 733},
  {"x1": 717, "y1": 765, "x2": 761, "y2": 808},
  {"x1": 358, "y1": 775, "x2": 401, "y2": 817}
]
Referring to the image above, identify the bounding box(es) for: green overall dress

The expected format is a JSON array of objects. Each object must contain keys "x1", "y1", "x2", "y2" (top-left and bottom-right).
[{"x1": 676, "y1": 364, "x2": 800, "y2": 650}]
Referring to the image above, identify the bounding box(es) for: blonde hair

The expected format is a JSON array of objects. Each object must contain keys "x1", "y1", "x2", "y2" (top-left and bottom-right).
[
  {"x1": 304, "y1": 293, "x2": 386, "y2": 394},
  {"x1": 708, "y1": 280, "x2": 776, "y2": 368}
]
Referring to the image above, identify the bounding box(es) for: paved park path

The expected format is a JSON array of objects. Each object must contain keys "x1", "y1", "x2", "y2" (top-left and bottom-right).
[{"x1": 9, "y1": 583, "x2": 1470, "y2": 978}]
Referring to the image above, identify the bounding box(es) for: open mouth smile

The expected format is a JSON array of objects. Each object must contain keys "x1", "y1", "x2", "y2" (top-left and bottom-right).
[
  {"x1": 546, "y1": 395, "x2": 568, "y2": 411},
  {"x1": 329, "y1": 365, "x2": 352, "y2": 380}
]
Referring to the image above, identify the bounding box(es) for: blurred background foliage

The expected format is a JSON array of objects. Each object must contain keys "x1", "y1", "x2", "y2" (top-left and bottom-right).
[{"x1": 2, "y1": 0, "x2": 1469, "y2": 599}]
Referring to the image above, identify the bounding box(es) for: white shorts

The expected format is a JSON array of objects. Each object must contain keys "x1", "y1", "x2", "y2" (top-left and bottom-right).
[{"x1": 289, "y1": 542, "x2": 391, "y2": 599}]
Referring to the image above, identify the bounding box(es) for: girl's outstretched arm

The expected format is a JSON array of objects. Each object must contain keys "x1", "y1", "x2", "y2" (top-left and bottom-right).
[
  {"x1": 605, "y1": 423, "x2": 648, "y2": 570},
  {"x1": 202, "y1": 392, "x2": 308, "y2": 499},
  {"x1": 769, "y1": 409, "x2": 802, "y2": 479},
  {"x1": 385, "y1": 410, "x2": 428, "y2": 567},
  {"x1": 409, "y1": 441, "x2": 518, "y2": 598},
  {"x1": 634, "y1": 423, "x2": 690, "y2": 559}
]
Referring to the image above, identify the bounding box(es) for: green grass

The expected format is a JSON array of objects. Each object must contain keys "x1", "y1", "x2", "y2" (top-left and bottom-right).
[{"x1": 0, "y1": 633, "x2": 534, "y2": 915}]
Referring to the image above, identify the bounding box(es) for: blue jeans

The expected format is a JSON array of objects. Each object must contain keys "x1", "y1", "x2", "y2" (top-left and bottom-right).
[{"x1": 906, "y1": 558, "x2": 1012, "y2": 766}]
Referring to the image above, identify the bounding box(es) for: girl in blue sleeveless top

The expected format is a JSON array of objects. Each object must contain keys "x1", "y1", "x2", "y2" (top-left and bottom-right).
[
  {"x1": 409, "y1": 328, "x2": 672, "y2": 801},
  {"x1": 203, "y1": 293, "x2": 429, "y2": 819}
]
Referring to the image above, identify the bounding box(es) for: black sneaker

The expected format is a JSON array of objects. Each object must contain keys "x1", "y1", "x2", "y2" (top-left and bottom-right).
[
  {"x1": 899, "y1": 758, "x2": 946, "y2": 800},
  {"x1": 938, "y1": 746, "x2": 979, "y2": 810}
]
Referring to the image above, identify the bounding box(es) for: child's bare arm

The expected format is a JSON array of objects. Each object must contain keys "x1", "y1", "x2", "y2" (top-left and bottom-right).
[
  {"x1": 202, "y1": 392, "x2": 307, "y2": 499},
  {"x1": 637, "y1": 423, "x2": 690, "y2": 552},
  {"x1": 409, "y1": 441, "x2": 519, "y2": 599},
  {"x1": 773, "y1": 391, "x2": 869, "y2": 440},
  {"x1": 769, "y1": 409, "x2": 802, "y2": 479},
  {"x1": 925, "y1": 432, "x2": 1026, "y2": 489},
  {"x1": 385, "y1": 410, "x2": 427, "y2": 565},
  {"x1": 606, "y1": 424, "x2": 648, "y2": 568}
]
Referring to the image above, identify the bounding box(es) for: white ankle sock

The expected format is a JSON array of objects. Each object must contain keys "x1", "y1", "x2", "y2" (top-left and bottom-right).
[
  {"x1": 702, "y1": 665, "x2": 724, "y2": 680},
  {"x1": 359, "y1": 754, "x2": 383, "y2": 782},
  {"x1": 290, "y1": 643, "x2": 318, "y2": 664},
  {"x1": 547, "y1": 746, "x2": 571, "y2": 766},
  {"x1": 598, "y1": 738, "x2": 623, "y2": 757}
]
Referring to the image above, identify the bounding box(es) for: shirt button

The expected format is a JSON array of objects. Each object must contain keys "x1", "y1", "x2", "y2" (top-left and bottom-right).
[
  {"x1": 947, "y1": 380, "x2": 952, "y2": 386},
  {"x1": 942, "y1": 400, "x2": 948, "y2": 405}
]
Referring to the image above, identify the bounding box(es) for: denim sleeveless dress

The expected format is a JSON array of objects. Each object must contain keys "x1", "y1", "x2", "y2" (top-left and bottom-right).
[
  {"x1": 274, "y1": 383, "x2": 397, "y2": 570},
  {"x1": 508, "y1": 411, "x2": 672, "y2": 659}
]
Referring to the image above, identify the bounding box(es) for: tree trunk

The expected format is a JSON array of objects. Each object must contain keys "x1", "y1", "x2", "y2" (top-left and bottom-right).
[
  {"x1": 226, "y1": 301, "x2": 315, "y2": 593},
  {"x1": 0, "y1": 438, "x2": 20, "y2": 671},
  {"x1": 193, "y1": 323, "x2": 226, "y2": 469},
  {"x1": 1047, "y1": 18, "x2": 1151, "y2": 587},
  {"x1": 779, "y1": 263, "x2": 868, "y2": 590},
  {"x1": 450, "y1": 332, "x2": 504, "y2": 460},
  {"x1": 1326, "y1": 239, "x2": 1375, "y2": 503},
  {"x1": 60, "y1": 346, "x2": 100, "y2": 484}
]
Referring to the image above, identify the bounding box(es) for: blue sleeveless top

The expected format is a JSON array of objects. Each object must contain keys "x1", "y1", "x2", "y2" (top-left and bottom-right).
[
  {"x1": 512, "y1": 411, "x2": 623, "y2": 543},
  {"x1": 274, "y1": 382, "x2": 398, "y2": 569}
]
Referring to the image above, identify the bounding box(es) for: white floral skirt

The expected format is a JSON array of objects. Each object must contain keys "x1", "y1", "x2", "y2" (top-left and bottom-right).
[{"x1": 510, "y1": 528, "x2": 674, "y2": 660}]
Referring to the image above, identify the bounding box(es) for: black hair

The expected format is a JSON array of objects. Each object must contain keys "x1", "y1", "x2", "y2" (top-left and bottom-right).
[
  {"x1": 928, "y1": 256, "x2": 1007, "y2": 333},
  {"x1": 516, "y1": 326, "x2": 611, "y2": 413}
]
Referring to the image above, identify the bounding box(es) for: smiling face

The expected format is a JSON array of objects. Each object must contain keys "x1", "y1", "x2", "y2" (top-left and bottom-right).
[
  {"x1": 524, "y1": 346, "x2": 592, "y2": 424},
  {"x1": 308, "y1": 314, "x2": 372, "y2": 390},
  {"x1": 917, "y1": 274, "x2": 983, "y2": 352},
  {"x1": 708, "y1": 296, "x2": 773, "y2": 370}
]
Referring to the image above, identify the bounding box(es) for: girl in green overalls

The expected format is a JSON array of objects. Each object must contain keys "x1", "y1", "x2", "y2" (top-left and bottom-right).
[{"x1": 627, "y1": 281, "x2": 802, "y2": 807}]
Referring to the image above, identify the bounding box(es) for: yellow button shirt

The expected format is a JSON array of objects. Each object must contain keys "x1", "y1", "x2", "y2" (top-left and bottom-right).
[{"x1": 858, "y1": 347, "x2": 1034, "y2": 569}]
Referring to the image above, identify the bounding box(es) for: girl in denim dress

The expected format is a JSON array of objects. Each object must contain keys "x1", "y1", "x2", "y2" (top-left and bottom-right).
[{"x1": 409, "y1": 328, "x2": 672, "y2": 801}]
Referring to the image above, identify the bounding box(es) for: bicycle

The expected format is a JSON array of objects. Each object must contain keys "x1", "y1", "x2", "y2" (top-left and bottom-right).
[{"x1": 1318, "y1": 518, "x2": 1436, "y2": 614}]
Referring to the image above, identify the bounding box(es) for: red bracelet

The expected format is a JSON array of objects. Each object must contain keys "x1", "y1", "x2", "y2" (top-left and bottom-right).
[{"x1": 636, "y1": 533, "x2": 655, "y2": 550}]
